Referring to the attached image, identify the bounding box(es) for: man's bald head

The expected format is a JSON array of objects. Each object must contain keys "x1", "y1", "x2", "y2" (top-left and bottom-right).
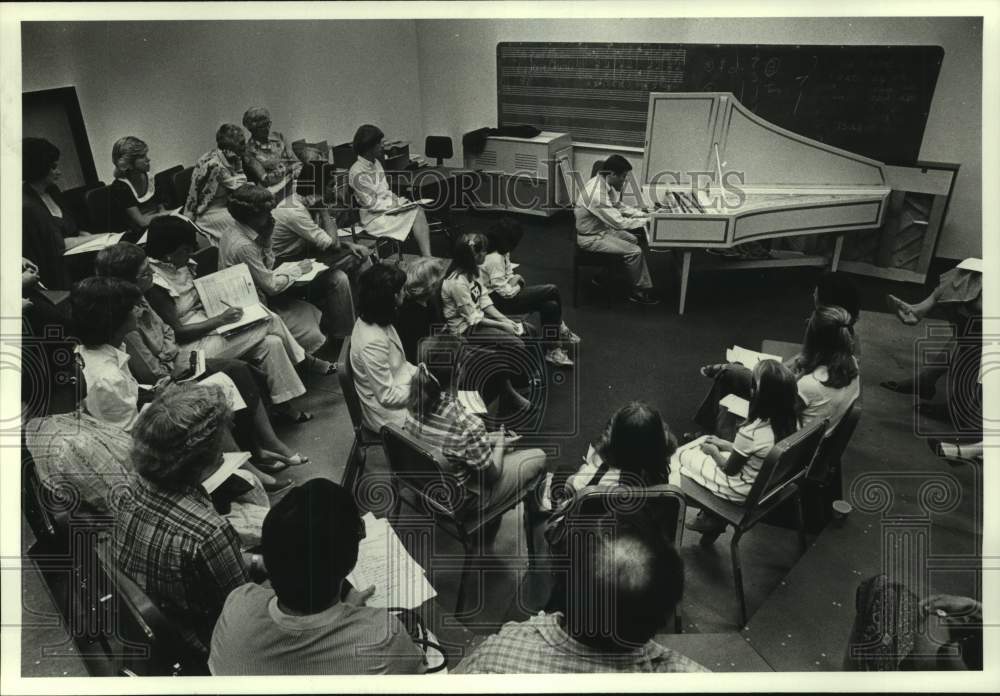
[{"x1": 564, "y1": 522, "x2": 684, "y2": 651}]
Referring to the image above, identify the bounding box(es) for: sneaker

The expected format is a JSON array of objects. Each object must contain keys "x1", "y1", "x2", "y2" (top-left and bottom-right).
[
  {"x1": 545, "y1": 347, "x2": 574, "y2": 367},
  {"x1": 629, "y1": 290, "x2": 660, "y2": 306},
  {"x1": 559, "y1": 322, "x2": 581, "y2": 344}
]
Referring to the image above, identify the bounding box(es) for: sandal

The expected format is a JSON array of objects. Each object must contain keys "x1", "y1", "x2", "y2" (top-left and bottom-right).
[
  {"x1": 253, "y1": 458, "x2": 289, "y2": 474},
  {"x1": 260, "y1": 450, "x2": 310, "y2": 466}
]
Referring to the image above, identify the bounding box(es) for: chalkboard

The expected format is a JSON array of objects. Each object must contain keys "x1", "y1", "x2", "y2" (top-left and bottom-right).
[{"x1": 497, "y1": 43, "x2": 943, "y2": 165}]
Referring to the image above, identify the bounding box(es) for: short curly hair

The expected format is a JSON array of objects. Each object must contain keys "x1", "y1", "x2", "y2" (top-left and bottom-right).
[
  {"x1": 95, "y1": 242, "x2": 146, "y2": 283},
  {"x1": 23, "y1": 137, "x2": 60, "y2": 182},
  {"x1": 242, "y1": 107, "x2": 270, "y2": 131},
  {"x1": 216, "y1": 123, "x2": 246, "y2": 152},
  {"x1": 358, "y1": 263, "x2": 406, "y2": 326},
  {"x1": 227, "y1": 184, "x2": 275, "y2": 225},
  {"x1": 403, "y1": 257, "x2": 446, "y2": 303},
  {"x1": 131, "y1": 382, "x2": 232, "y2": 491},
  {"x1": 70, "y1": 276, "x2": 142, "y2": 348}
]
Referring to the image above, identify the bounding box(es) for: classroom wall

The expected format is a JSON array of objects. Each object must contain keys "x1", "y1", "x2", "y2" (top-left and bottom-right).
[
  {"x1": 416, "y1": 17, "x2": 983, "y2": 260},
  {"x1": 21, "y1": 20, "x2": 425, "y2": 186}
]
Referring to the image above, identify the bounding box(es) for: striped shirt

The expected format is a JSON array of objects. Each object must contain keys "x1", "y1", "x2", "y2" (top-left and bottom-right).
[
  {"x1": 404, "y1": 394, "x2": 492, "y2": 499},
  {"x1": 453, "y1": 612, "x2": 708, "y2": 673},
  {"x1": 679, "y1": 419, "x2": 775, "y2": 503},
  {"x1": 113, "y1": 474, "x2": 249, "y2": 655}
]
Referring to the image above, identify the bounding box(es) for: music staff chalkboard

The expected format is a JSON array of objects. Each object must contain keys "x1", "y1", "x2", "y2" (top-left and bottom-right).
[{"x1": 497, "y1": 43, "x2": 943, "y2": 165}]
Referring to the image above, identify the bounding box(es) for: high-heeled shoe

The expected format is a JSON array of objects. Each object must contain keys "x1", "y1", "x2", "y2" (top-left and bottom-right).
[{"x1": 260, "y1": 450, "x2": 310, "y2": 467}]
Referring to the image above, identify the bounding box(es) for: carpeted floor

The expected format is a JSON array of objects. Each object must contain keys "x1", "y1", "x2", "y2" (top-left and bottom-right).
[{"x1": 21, "y1": 208, "x2": 981, "y2": 675}]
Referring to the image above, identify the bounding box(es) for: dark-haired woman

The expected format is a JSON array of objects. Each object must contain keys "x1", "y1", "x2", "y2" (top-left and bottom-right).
[
  {"x1": 695, "y1": 305, "x2": 861, "y2": 441},
  {"x1": 682, "y1": 359, "x2": 801, "y2": 540},
  {"x1": 565, "y1": 401, "x2": 676, "y2": 494},
  {"x1": 143, "y1": 215, "x2": 314, "y2": 421},
  {"x1": 482, "y1": 217, "x2": 579, "y2": 367},
  {"x1": 349, "y1": 263, "x2": 419, "y2": 431},
  {"x1": 95, "y1": 242, "x2": 308, "y2": 470},
  {"x1": 22, "y1": 137, "x2": 93, "y2": 289},
  {"x1": 348, "y1": 124, "x2": 432, "y2": 257}
]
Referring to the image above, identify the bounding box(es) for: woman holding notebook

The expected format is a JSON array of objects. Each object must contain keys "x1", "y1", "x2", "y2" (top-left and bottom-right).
[
  {"x1": 143, "y1": 215, "x2": 320, "y2": 422},
  {"x1": 348, "y1": 124, "x2": 432, "y2": 257}
]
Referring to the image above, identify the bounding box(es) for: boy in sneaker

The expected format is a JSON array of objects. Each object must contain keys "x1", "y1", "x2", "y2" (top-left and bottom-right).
[
  {"x1": 481, "y1": 218, "x2": 579, "y2": 367},
  {"x1": 574, "y1": 155, "x2": 658, "y2": 305}
]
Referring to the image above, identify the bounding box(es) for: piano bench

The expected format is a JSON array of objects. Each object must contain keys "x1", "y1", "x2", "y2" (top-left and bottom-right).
[{"x1": 572, "y1": 247, "x2": 623, "y2": 308}]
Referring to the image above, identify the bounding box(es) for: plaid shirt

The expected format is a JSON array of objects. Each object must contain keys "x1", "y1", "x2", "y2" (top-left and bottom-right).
[
  {"x1": 453, "y1": 612, "x2": 709, "y2": 673},
  {"x1": 404, "y1": 394, "x2": 492, "y2": 499},
  {"x1": 113, "y1": 474, "x2": 249, "y2": 655}
]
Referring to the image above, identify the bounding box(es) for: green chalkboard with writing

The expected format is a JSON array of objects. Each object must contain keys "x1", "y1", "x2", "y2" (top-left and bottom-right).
[{"x1": 497, "y1": 43, "x2": 943, "y2": 165}]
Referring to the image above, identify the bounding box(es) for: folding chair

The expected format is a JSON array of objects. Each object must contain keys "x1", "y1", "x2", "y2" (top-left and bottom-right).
[
  {"x1": 93, "y1": 538, "x2": 209, "y2": 676},
  {"x1": 153, "y1": 165, "x2": 183, "y2": 210},
  {"x1": 681, "y1": 418, "x2": 827, "y2": 626},
  {"x1": 380, "y1": 422, "x2": 543, "y2": 616},
  {"x1": 337, "y1": 337, "x2": 383, "y2": 496}
]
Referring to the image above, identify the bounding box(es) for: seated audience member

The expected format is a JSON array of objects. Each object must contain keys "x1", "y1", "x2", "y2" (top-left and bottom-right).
[
  {"x1": 184, "y1": 123, "x2": 250, "y2": 244},
  {"x1": 106, "y1": 136, "x2": 167, "y2": 234},
  {"x1": 441, "y1": 232, "x2": 539, "y2": 416},
  {"x1": 69, "y1": 274, "x2": 289, "y2": 490},
  {"x1": 394, "y1": 256, "x2": 447, "y2": 363},
  {"x1": 482, "y1": 217, "x2": 579, "y2": 367},
  {"x1": 695, "y1": 306, "x2": 861, "y2": 440},
  {"x1": 845, "y1": 575, "x2": 982, "y2": 671},
  {"x1": 22, "y1": 137, "x2": 93, "y2": 289},
  {"x1": 681, "y1": 360, "x2": 800, "y2": 542},
  {"x1": 454, "y1": 521, "x2": 706, "y2": 673},
  {"x1": 565, "y1": 401, "x2": 676, "y2": 494},
  {"x1": 348, "y1": 124, "x2": 432, "y2": 257},
  {"x1": 113, "y1": 382, "x2": 255, "y2": 656},
  {"x1": 405, "y1": 334, "x2": 549, "y2": 542},
  {"x1": 573, "y1": 154, "x2": 657, "y2": 305},
  {"x1": 144, "y1": 215, "x2": 314, "y2": 421},
  {"x1": 219, "y1": 183, "x2": 353, "y2": 364},
  {"x1": 241, "y1": 107, "x2": 302, "y2": 188},
  {"x1": 209, "y1": 478, "x2": 427, "y2": 675},
  {"x1": 271, "y1": 161, "x2": 369, "y2": 277},
  {"x1": 882, "y1": 258, "x2": 982, "y2": 425},
  {"x1": 95, "y1": 242, "x2": 306, "y2": 469},
  {"x1": 70, "y1": 276, "x2": 146, "y2": 431},
  {"x1": 350, "y1": 264, "x2": 418, "y2": 431},
  {"x1": 24, "y1": 409, "x2": 133, "y2": 517},
  {"x1": 814, "y1": 270, "x2": 862, "y2": 357}
]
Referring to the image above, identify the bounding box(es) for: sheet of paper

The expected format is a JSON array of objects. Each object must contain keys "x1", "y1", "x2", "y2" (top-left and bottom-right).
[
  {"x1": 198, "y1": 371, "x2": 247, "y2": 411},
  {"x1": 347, "y1": 515, "x2": 437, "y2": 610},
  {"x1": 193, "y1": 263, "x2": 260, "y2": 316},
  {"x1": 274, "y1": 260, "x2": 330, "y2": 285},
  {"x1": 213, "y1": 302, "x2": 270, "y2": 335},
  {"x1": 725, "y1": 345, "x2": 783, "y2": 369},
  {"x1": 720, "y1": 394, "x2": 750, "y2": 419},
  {"x1": 63, "y1": 232, "x2": 125, "y2": 256},
  {"x1": 457, "y1": 390, "x2": 487, "y2": 414},
  {"x1": 957, "y1": 258, "x2": 982, "y2": 273},
  {"x1": 201, "y1": 451, "x2": 252, "y2": 494}
]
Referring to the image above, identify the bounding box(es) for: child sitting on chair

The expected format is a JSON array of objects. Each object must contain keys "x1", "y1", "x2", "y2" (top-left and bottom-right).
[
  {"x1": 680, "y1": 359, "x2": 800, "y2": 544},
  {"x1": 481, "y1": 217, "x2": 580, "y2": 367}
]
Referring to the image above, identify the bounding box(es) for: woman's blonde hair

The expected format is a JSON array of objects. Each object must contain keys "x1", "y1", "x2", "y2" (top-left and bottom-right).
[
  {"x1": 112, "y1": 136, "x2": 148, "y2": 177},
  {"x1": 404, "y1": 257, "x2": 446, "y2": 302}
]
